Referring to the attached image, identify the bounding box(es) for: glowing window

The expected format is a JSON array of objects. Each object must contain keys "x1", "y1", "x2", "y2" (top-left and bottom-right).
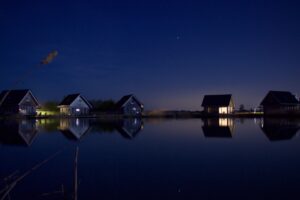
[
  {"x1": 76, "y1": 108, "x2": 80, "y2": 112},
  {"x1": 219, "y1": 107, "x2": 227, "y2": 114}
]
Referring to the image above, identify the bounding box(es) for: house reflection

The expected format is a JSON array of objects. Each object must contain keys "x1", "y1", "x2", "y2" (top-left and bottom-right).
[
  {"x1": 59, "y1": 118, "x2": 91, "y2": 140},
  {"x1": 116, "y1": 118, "x2": 143, "y2": 139},
  {"x1": 260, "y1": 118, "x2": 300, "y2": 141},
  {"x1": 89, "y1": 118, "x2": 143, "y2": 139},
  {"x1": 0, "y1": 119, "x2": 38, "y2": 146},
  {"x1": 202, "y1": 118, "x2": 234, "y2": 138}
]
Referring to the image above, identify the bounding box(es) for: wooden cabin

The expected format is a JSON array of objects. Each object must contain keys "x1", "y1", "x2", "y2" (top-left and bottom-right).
[
  {"x1": 116, "y1": 94, "x2": 144, "y2": 116},
  {"x1": 0, "y1": 89, "x2": 39, "y2": 116},
  {"x1": 58, "y1": 94, "x2": 92, "y2": 116},
  {"x1": 201, "y1": 94, "x2": 234, "y2": 114},
  {"x1": 260, "y1": 91, "x2": 300, "y2": 116}
]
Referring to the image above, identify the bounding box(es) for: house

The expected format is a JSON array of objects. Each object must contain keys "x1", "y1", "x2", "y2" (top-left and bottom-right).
[
  {"x1": 58, "y1": 94, "x2": 92, "y2": 116},
  {"x1": 260, "y1": 91, "x2": 300, "y2": 115},
  {"x1": 116, "y1": 94, "x2": 144, "y2": 116},
  {"x1": 0, "y1": 89, "x2": 39, "y2": 116},
  {"x1": 201, "y1": 94, "x2": 234, "y2": 114},
  {"x1": 202, "y1": 118, "x2": 234, "y2": 138}
]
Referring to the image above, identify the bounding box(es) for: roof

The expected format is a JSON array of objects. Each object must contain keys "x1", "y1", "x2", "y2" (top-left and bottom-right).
[
  {"x1": 59, "y1": 94, "x2": 92, "y2": 108},
  {"x1": 202, "y1": 94, "x2": 232, "y2": 107},
  {"x1": 260, "y1": 91, "x2": 299, "y2": 106},
  {"x1": 116, "y1": 94, "x2": 143, "y2": 108},
  {"x1": 0, "y1": 89, "x2": 39, "y2": 107}
]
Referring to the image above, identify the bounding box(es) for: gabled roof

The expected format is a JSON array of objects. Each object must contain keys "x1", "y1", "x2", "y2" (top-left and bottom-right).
[
  {"x1": 59, "y1": 94, "x2": 92, "y2": 108},
  {"x1": 0, "y1": 89, "x2": 39, "y2": 107},
  {"x1": 116, "y1": 94, "x2": 143, "y2": 108},
  {"x1": 260, "y1": 91, "x2": 299, "y2": 106},
  {"x1": 202, "y1": 94, "x2": 232, "y2": 107}
]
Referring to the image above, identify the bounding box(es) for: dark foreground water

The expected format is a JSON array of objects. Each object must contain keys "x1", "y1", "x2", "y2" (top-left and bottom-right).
[{"x1": 0, "y1": 117, "x2": 300, "y2": 200}]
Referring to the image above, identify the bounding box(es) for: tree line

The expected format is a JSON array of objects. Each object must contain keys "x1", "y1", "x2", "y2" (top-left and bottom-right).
[{"x1": 40, "y1": 100, "x2": 117, "y2": 112}]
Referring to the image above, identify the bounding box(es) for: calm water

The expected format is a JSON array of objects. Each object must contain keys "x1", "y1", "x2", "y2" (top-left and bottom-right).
[{"x1": 1, "y1": 117, "x2": 300, "y2": 200}]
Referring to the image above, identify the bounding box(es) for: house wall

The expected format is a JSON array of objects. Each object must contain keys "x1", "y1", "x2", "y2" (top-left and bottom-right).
[
  {"x1": 206, "y1": 107, "x2": 218, "y2": 114},
  {"x1": 206, "y1": 106, "x2": 234, "y2": 114},
  {"x1": 122, "y1": 97, "x2": 143, "y2": 116},
  {"x1": 0, "y1": 106, "x2": 19, "y2": 115},
  {"x1": 59, "y1": 106, "x2": 71, "y2": 115},
  {"x1": 264, "y1": 105, "x2": 300, "y2": 115},
  {"x1": 19, "y1": 92, "x2": 38, "y2": 115}
]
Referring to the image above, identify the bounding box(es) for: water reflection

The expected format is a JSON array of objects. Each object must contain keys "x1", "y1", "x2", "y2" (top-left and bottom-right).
[
  {"x1": 2, "y1": 118, "x2": 300, "y2": 199},
  {"x1": 116, "y1": 118, "x2": 144, "y2": 139},
  {"x1": 0, "y1": 119, "x2": 38, "y2": 146},
  {"x1": 202, "y1": 118, "x2": 234, "y2": 138},
  {"x1": 59, "y1": 118, "x2": 91, "y2": 140},
  {"x1": 0, "y1": 118, "x2": 144, "y2": 146},
  {"x1": 260, "y1": 118, "x2": 300, "y2": 141},
  {"x1": 2, "y1": 117, "x2": 300, "y2": 147},
  {"x1": 91, "y1": 118, "x2": 143, "y2": 139}
]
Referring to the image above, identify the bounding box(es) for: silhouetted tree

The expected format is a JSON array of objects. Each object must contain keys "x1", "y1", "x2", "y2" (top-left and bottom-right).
[
  {"x1": 41, "y1": 101, "x2": 59, "y2": 111},
  {"x1": 239, "y1": 104, "x2": 245, "y2": 112},
  {"x1": 90, "y1": 99, "x2": 116, "y2": 112}
]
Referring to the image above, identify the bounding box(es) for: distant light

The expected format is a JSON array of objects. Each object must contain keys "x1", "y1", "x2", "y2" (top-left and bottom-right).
[{"x1": 76, "y1": 108, "x2": 80, "y2": 112}]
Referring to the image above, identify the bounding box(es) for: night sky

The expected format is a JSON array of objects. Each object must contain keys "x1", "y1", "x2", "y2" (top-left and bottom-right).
[{"x1": 1, "y1": 0, "x2": 300, "y2": 110}]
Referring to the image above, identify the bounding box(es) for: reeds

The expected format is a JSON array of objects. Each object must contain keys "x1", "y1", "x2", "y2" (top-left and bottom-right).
[
  {"x1": 74, "y1": 147, "x2": 79, "y2": 200},
  {"x1": 0, "y1": 151, "x2": 61, "y2": 200}
]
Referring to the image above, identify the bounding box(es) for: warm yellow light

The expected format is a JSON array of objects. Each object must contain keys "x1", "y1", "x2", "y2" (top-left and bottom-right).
[
  {"x1": 219, "y1": 118, "x2": 228, "y2": 126},
  {"x1": 219, "y1": 107, "x2": 227, "y2": 114}
]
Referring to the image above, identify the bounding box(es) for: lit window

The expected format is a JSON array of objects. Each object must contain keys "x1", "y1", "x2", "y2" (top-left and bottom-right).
[
  {"x1": 76, "y1": 108, "x2": 80, "y2": 112},
  {"x1": 132, "y1": 107, "x2": 137, "y2": 111}
]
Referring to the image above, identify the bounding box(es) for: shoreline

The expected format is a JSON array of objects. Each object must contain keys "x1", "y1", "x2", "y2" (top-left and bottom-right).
[{"x1": 2, "y1": 112, "x2": 300, "y2": 120}]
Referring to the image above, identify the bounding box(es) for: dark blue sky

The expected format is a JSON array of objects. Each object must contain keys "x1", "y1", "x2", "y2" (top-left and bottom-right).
[{"x1": 1, "y1": 0, "x2": 300, "y2": 110}]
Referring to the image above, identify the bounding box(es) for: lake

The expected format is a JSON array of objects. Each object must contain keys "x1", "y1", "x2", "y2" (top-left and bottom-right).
[{"x1": 0, "y1": 117, "x2": 300, "y2": 200}]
